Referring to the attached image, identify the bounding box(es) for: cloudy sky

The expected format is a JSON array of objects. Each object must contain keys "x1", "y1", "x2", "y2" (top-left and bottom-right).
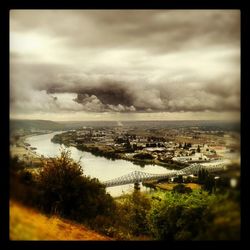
[{"x1": 10, "y1": 10, "x2": 240, "y2": 121}]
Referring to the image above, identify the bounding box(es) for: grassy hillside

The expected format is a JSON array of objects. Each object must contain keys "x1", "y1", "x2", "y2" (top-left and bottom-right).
[
  {"x1": 10, "y1": 119, "x2": 65, "y2": 132},
  {"x1": 10, "y1": 200, "x2": 112, "y2": 240}
]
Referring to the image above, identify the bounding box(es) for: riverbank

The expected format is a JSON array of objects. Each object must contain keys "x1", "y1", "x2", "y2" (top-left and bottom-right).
[
  {"x1": 11, "y1": 135, "x2": 39, "y2": 157},
  {"x1": 10, "y1": 132, "x2": 52, "y2": 168},
  {"x1": 52, "y1": 136, "x2": 187, "y2": 171}
]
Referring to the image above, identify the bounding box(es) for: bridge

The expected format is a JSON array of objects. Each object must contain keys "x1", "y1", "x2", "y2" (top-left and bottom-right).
[{"x1": 101, "y1": 162, "x2": 228, "y2": 187}]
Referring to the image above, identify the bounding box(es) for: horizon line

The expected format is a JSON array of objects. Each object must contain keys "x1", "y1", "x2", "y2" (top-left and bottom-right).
[{"x1": 10, "y1": 118, "x2": 240, "y2": 123}]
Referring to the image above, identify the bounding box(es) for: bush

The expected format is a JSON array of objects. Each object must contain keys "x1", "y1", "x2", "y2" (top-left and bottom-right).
[
  {"x1": 89, "y1": 215, "x2": 117, "y2": 237},
  {"x1": 172, "y1": 184, "x2": 192, "y2": 194}
]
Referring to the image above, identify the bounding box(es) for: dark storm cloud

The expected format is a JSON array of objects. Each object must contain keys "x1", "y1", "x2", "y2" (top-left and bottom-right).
[
  {"x1": 44, "y1": 78, "x2": 133, "y2": 106},
  {"x1": 72, "y1": 82, "x2": 134, "y2": 106},
  {"x1": 45, "y1": 80, "x2": 137, "y2": 112}
]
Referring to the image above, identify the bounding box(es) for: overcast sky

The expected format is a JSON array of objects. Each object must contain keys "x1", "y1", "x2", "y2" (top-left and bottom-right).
[{"x1": 10, "y1": 10, "x2": 240, "y2": 121}]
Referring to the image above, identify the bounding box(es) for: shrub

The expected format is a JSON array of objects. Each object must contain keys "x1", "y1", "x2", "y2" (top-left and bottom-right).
[{"x1": 172, "y1": 184, "x2": 192, "y2": 194}]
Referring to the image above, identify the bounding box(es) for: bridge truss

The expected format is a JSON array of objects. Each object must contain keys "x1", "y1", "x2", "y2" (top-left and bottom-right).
[{"x1": 102, "y1": 162, "x2": 227, "y2": 187}]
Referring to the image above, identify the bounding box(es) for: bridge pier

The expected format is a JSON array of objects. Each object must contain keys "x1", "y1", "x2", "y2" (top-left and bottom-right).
[{"x1": 134, "y1": 182, "x2": 140, "y2": 191}]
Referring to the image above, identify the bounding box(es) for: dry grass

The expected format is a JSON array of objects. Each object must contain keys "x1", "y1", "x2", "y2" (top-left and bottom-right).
[
  {"x1": 185, "y1": 183, "x2": 202, "y2": 189},
  {"x1": 10, "y1": 200, "x2": 112, "y2": 241},
  {"x1": 156, "y1": 182, "x2": 201, "y2": 191}
]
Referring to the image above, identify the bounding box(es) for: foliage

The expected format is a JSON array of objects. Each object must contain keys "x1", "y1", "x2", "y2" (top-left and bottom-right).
[
  {"x1": 173, "y1": 175, "x2": 184, "y2": 183},
  {"x1": 198, "y1": 169, "x2": 216, "y2": 193},
  {"x1": 133, "y1": 153, "x2": 154, "y2": 160},
  {"x1": 147, "y1": 190, "x2": 217, "y2": 240},
  {"x1": 146, "y1": 190, "x2": 240, "y2": 240},
  {"x1": 76, "y1": 144, "x2": 119, "y2": 160},
  {"x1": 10, "y1": 155, "x2": 25, "y2": 172},
  {"x1": 10, "y1": 151, "x2": 240, "y2": 241},
  {"x1": 10, "y1": 155, "x2": 40, "y2": 206},
  {"x1": 196, "y1": 193, "x2": 240, "y2": 240},
  {"x1": 114, "y1": 191, "x2": 151, "y2": 237},
  {"x1": 172, "y1": 184, "x2": 192, "y2": 194},
  {"x1": 36, "y1": 149, "x2": 115, "y2": 221}
]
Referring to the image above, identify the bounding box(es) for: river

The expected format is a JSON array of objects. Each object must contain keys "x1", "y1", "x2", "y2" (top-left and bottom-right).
[{"x1": 26, "y1": 132, "x2": 174, "y2": 197}]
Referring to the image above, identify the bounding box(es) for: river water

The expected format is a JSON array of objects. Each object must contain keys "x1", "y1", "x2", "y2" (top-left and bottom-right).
[{"x1": 26, "y1": 132, "x2": 173, "y2": 197}]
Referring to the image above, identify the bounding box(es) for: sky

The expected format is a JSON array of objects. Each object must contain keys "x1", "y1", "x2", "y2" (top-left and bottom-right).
[{"x1": 10, "y1": 10, "x2": 240, "y2": 121}]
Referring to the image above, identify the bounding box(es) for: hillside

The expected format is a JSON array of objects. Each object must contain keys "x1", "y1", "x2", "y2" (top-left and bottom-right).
[
  {"x1": 10, "y1": 119, "x2": 65, "y2": 132},
  {"x1": 10, "y1": 200, "x2": 112, "y2": 240}
]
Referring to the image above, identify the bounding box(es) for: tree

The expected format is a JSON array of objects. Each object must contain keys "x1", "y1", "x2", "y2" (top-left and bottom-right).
[
  {"x1": 198, "y1": 169, "x2": 209, "y2": 184},
  {"x1": 174, "y1": 175, "x2": 183, "y2": 183},
  {"x1": 37, "y1": 148, "x2": 115, "y2": 221},
  {"x1": 10, "y1": 155, "x2": 25, "y2": 172},
  {"x1": 197, "y1": 145, "x2": 201, "y2": 153},
  {"x1": 203, "y1": 176, "x2": 216, "y2": 194},
  {"x1": 10, "y1": 154, "x2": 42, "y2": 207},
  {"x1": 133, "y1": 153, "x2": 154, "y2": 160},
  {"x1": 198, "y1": 169, "x2": 215, "y2": 193},
  {"x1": 124, "y1": 139, "x2": 133, "y2": 152},
  {"x1": 115, "y1": 191, "x2": 151, "y2": 236},
  {"x1": 19, "y1": 170, "x2": 34, "y2": 184}
]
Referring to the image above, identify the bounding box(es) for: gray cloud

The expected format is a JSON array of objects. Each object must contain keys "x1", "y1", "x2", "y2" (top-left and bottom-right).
[
  {"x1": 11, "y1": 68, "x2": 239, "y2": 113},
  {"x1": 10, "y1": 10, "x2": 240, "y2": 53},
  {"x1": 10, "y1": 10, "x2": 240, "y2": 119},
  {"x1": 49, "y1": 82, "x2": 135, "y2": 107}
]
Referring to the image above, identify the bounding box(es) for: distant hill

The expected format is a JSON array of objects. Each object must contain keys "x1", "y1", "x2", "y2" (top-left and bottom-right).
[
  {"x1": 10, "y1": 119, "x2": 66, "y2": 132},
  {"x1": 10, "y1": 119, "x2": 240, "y2": 132},
  {"x1": 10, "y1": 200, "x2": 112, "y2": 240},
  {"x1": 58, "y1": 120, "x2": 240, "y2": 132}
]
